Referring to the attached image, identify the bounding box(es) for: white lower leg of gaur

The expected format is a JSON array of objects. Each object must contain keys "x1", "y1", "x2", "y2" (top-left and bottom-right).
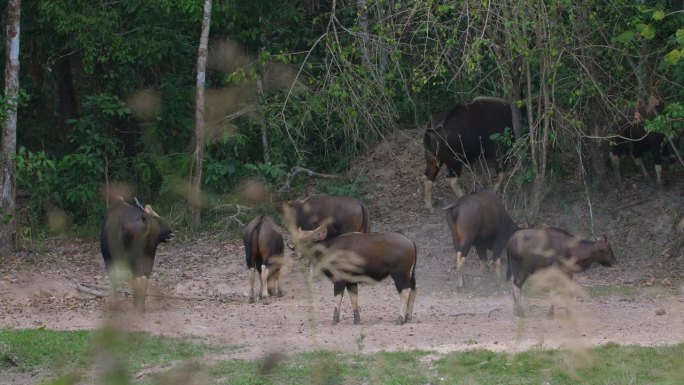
[
  {"x1": 397, "y1": 289, "x2": 410, "y2": 324},
  {"x1": 406, "y1": 289, "x2": 417, "y2": 322},
  {"x1": 260, "y1": 264, "x2": 269, "y2": 298},
  {"x1": 333, "y1": 292, "x2": 344, "y2": 321},
  {"x1": 493, "y1": 171, "x2": 505, "y2": 192},
  {"x1": 422, "y1": 176, "x2": 434, "y2": 211},
  {"x1": 610, "y1": 153, "x2": 621, "y2": 181},
  {"x1": 275, "y1": 271, "x2": 281, "y2": 296},
  {"x1": 349, "y1": 289, "x2": 359, "y2": 312},
  {"x1": 512, "y1": 283, "x2": 524, "y2": 316},
  {"x1": 655, "y1": 164, "x2": 663, "y2": 185},
  {"x1": 634, "y1": 157, "x2": 650, "y2": 179},
  {"x1": 456, "y1": 251, "x2": 466, "y2": 288},
  {"x1": 494, "y1": 258, "x2": 502, "y2": 284},
  {"x1": 447, "y1": 176, "x2": 465, "y2": 198},
  {"x1": 249, "y1": 268, "x2": 256, "y2": 302},
  {"x1": 132, "y1": 276, "x2": 149, "y2": 311}
]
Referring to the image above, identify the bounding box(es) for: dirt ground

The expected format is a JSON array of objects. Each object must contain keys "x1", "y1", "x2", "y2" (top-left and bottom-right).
[{"x1": 1, "y1": 129, "x2": 683, "y2": 367}]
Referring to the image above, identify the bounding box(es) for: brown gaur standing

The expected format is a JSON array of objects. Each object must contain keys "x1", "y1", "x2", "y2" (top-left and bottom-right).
[
  {"x1": 243, "y1": 215, "x2": 285, "y2": 303},
  {"x1": 281, "y1": 194, "x2": 370, "y2": 238},
  {"x1": 506, "y1": 227, "x2": 617, "y2": 317},
  {"x1": 297, "y1": 225, "x2": 417, "y2": 325},
  {"x1": 444, "y1": 189, "x2": 519, "y2": 288},
  {"x1": 100, "y1": 197, "x2": 175, "y2": 313}
]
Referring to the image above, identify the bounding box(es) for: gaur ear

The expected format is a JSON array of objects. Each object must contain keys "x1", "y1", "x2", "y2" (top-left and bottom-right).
[
  {"x1": 316, "y1": 226, "x2": 328, "y2": 241},
  {"x1": 286, "y1": 240, "x2": 296, "y2": 250}
]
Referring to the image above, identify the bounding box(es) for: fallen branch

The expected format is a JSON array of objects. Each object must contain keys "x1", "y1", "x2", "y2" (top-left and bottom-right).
[
  {"x1": 616, "y1": 198, "x2": 655, "y2": 211},
  {"x1": 75, "y1": 284, "x2": 107, "y2": 297},
  {"x1": 450, "y1": 308, "x2": 502, "y2": 319},
  {"x1": 280, "y1": 166, "x2": 337, "y2": 192}
]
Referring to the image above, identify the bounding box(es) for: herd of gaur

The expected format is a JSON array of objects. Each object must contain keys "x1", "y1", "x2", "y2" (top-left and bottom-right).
[{"x1": 101, "y1": 96, "x2": 681, "y2": 324}]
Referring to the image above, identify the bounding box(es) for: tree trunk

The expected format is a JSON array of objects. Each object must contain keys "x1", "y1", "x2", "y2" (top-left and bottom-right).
[
  {"x1": 54, "y1": 56, "x2": 79, "y2": 140},
  {"x1": 586, "y1": 96, "x2": 607, "y2": 182},
  {"x1": 256, "y1": 16, "x2": 271, "y2": 165},
  {"x1": 190, "y1": 0, "x2": 212, "y2": 225},
  {"x1": 0, "y1": 0, "x2": 21, "y2": 256}
]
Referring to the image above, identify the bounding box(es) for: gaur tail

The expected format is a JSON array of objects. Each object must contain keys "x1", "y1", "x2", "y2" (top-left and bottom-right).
[
  {"x1": 100, "y1": 227, "x2": 113, "y2": 272},
  {"x1": 506, "y1": 252, "x2": 512, "y2": 281},
  {"x1": 361, "y1": 203, "x2": 371, "y2": 234},
  {"x1": 410, "y1": 241, "x2": 418, "y2": 290},
  {"x1": 245, "y1": 216, "x2": 264, "y2": 268}
]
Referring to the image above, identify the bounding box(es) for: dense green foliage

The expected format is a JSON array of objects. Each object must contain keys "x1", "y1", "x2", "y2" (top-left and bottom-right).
[
  {"x1": 3, "y1": 0, "x2": 683, "y2": 228},
  {"x1": 1, "y1": 329, "x2": 683, "y2": 384}
]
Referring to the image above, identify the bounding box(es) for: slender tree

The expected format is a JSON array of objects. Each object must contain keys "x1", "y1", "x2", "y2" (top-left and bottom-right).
[
  {"x1": 190, "y1": 0, "x2": 212, "y2": 225},
  {"x1": 0, "y1": 0, "x2": 21, "y2": 256}
]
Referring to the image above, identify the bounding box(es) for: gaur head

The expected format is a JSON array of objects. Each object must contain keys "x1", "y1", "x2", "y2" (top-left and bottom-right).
[
  {"x1": 596, "y1": 234, "x2": 616, "y2": 267},
  {"x1": 142, "y1": 204, "x2": 175, "y2": 243}
]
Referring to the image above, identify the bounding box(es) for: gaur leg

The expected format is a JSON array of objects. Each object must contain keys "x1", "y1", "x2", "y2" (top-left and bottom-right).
[
  {"x1": 512, "y1": 282, "x2": 524, "y2": 317},
  {"x1": 248, "y1": 267, "x2": 257, "y2": 303},
  {"x1": 422, "y1": 175, "x2": 435, "y2": 212},
  {"x1": 475, "y1": 245, "x2": 487, "y2": 273},
  {"x1": 655, "y1": 164, "x2": 663, "y2": 185},
  {"x1": 260, "y1": 264, "x2": 270, "y2": 300},
  {"x1": 132, "y1": 275, "x2": 149, "y2": 313},
  {"x1": 446, "y1": 162, "x2": 465, "y2": 198},
  {"x1": 423, "y1": 153, "x2": 440, "y2": 211},
  {"x1": 274, "y1": 269, "x2": 283, "y2": 297},
  {"x1": 633, "y1": 157, "x2": 650, "y2": 180},
  {"x1": 132, "y1": 257, "x2": 154, "y2": 313},
  {"x1": 610, "y1": 152, "x2": 621, "y2": 182},
  {"x1": 347, "y1": 283, "x2": 361, "y2": 325},
  {"x1": 397, "y1": 288, "x2": 411, "y2": 325},
  {"x1": 332, "y1": 281, "x2": 346, "y2": 325},
  {"x1": 493, "y1": 171, "x2": 506, "y2": 193},
  {"x1": 455, "y1": 251, "x2": 467, "y2": 288},
  {"x1": 491, "y1": 241, "x2": 507, "y2": 285},
  {"x1": 406, "y1": 289, "x2": 417, "y2": 322}
]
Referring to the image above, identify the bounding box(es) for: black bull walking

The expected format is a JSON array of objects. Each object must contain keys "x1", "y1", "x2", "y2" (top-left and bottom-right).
[{"x1": 423, "y1": 97, "x2": 514, "y2": 211}]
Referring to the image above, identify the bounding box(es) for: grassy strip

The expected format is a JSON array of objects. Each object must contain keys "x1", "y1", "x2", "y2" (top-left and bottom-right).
[
  {"x1": 1, "y1": 329, "x2": 683, "y2": 385},
  {"x1": 0, "y1": 328, "x2": 211, "y2": 384}
]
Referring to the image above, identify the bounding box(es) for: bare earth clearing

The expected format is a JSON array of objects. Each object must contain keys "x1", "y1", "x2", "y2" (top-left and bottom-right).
[{"x1": 1, "y1": 129, "x2": 683, "y2": 366}]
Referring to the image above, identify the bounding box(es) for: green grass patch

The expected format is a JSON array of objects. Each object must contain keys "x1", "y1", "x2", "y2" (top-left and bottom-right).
[
  {"x1": 435, "y1": 343, "x2": 684, "y2": 385},
  {"x1": 2, "y1": 329, "x2": 683, "y2": 385},
  {"x1": 0, "y1": 328, "x2": 212, "y2": 384},
  {"x1": 210, "y1": 349, "x2": 432, "y2": 385}
]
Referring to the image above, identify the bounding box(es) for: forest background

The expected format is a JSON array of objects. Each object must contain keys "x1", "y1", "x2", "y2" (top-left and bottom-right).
[{"x1": 3, "y1": 0, "x2": 684, "y2": 249}]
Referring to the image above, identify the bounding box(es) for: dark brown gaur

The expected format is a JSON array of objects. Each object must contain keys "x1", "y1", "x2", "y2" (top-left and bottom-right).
[
  {"x1": 281, "y1": 194, "x2": 371, "y2": 238},
  {"x1": 609, "y1": 97, "x2": 678, "y2": 185},
  {"x1": 506, "y1": 227, "x2": 617, "y2": 317},
  {"x1": 100, "y1": 197, "x2": 175, "y2": 312},
  {"x1": 444, "y1": 189, "x2": 519, "y2": 288},
  {"x1": 243, "y1": 215, "x2": 285, "y2": 303},
  {"x1": 423, "y1": 97, "x2": 514, "y2": 211},
  {"x1": 297, "y1": 226, "x2": 417, "y2": 325}
]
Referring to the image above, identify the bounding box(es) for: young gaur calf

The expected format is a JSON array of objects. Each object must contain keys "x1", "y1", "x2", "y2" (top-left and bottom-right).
[
  {"x1": 243, "y1": 215, "x2": 285, "y2": 303},
  {"x1": 297, "y1": 226, "x2": 417, "y2": 325},
  {"x1": 506, "y1": 227, "x2": 617, "y2": 317},
  {"x1": 100, "y1": 197, "x2": 175, "y2": 312},
  {"x1": 444, "y1": 189, "x2": 519, "y2": 288}
]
